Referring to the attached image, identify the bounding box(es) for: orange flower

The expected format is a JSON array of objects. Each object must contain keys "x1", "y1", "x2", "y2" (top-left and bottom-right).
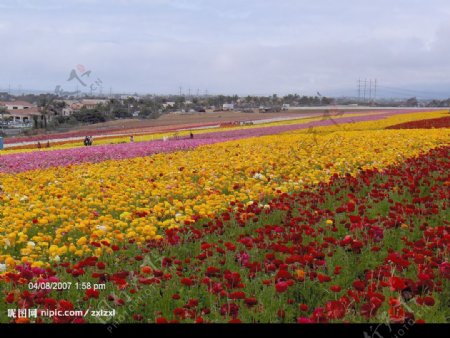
[
  {"x1": 141, "y1": 266, "x2": 152, "y2": 274},
  {"x1": 295, "y1": 269, "x2": 305, "y2": 281}
]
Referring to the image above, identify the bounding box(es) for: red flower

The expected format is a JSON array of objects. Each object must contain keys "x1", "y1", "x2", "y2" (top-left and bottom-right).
[
  {"x1": 388, "y1": 298, "x2": 405, "y2": 323},
  {"x1": 423, "y1": 296, "x2": 435, "y2": 306},
  {"x1": 85, "y1": 288, "x2": 100, "y2": 299},
  {"x1": 330, "y1": 285, "x2": 341, "y2": 293},
  {"x1": 352, "y1": 280, "x2": 366, "y2": 291},
  {"x1": 44, "y1": 298, "x2": 58, "y2": 309},
  {"x1": 275, "y1": 269, "x2": 293, "y2": 281},
  {"x1": 220, "y1": 303, "x2": 239, "y2": 318},
  {"x1": 439, "y1": 262, "x2": 450, "y2": 279},
  {"x1": 155, "y1": 317, "x2": 168, "y2": 324},
  {"x1": 229, "y1": 318, "x2": 241, "y2": 323},
  {"x1": 185, "y1": 298, "x2": 199, "y2": 308},
  {"x1": 275, "y1": 281, "x2": 288, "y2": 293},
  {"x1": 297, "y1": 317, "x2": 313, "y2": 323},
  {"x1": 244, "y1": 297, "x2": 258, "y2": 308},
  {"x1": 96, "y1": 262, "x2": 106, "y2": 270},
  {"x1": 58, "y1": 300, "x2": 74, "y2": 311},
  {"x1": 299, "y1": 304, "x2": 309, "y2": 312},
  {"x1": 132, "y1": 314, "x2": 143, "y2": 321},
  {"x1": 311, "y1": 307, "x2": 328, "y2": 323},
  {"x1": 180, "y1": 277, "x2": 194, "y2": 287},
  {"x1": 325, "y1": 300, "x2": 346, "y2": 319},
  {"x1": 349, "y1": 215, "x2": 361, "y2": 223},
  {"x1": 317, "y1": 274, "x2": 331, "y2": 283},
  {"x1": 229, "y1": 291, "x2": 246, "y2": 299},
  {"x1": 205, "y1": 266, "x2": 221, "y2": 277},
  {"x1": 347, "y1": 202, "x2": 356, "y2": 212},
  {"x1": 6, "y1": 293, "x2": 15, "y2": 304},
  {"x1": 389, "y1": 276, "x2": 406, "y2": 291}
]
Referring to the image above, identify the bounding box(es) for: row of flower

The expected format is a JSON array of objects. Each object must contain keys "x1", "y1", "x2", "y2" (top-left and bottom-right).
[
  {"x1": 1, "y1": 111, "x2": 447, "y2": 172},
  {"x1": 386, "y1": 114, "x2": 450, "y2": 129},
  {"x1": 1, "y1": 145, "x2": 448, "y2": 323}
]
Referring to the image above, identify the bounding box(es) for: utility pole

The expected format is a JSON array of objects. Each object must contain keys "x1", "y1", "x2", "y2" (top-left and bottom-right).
[
  {"x1": 179, "y1": 86, "x2": 182, "y2": 96},
  {"x1": 369, "y1": 79, "x2": 372, "y2": 103},
  {"x1": 363, "y1": 79, "x2": 367, "y2": 102},
  {"x1": 357, "y1": 79, "x2": 361, "y2": 101},
  {"x1": 374, "y1": 79, "x2": 377, "y2": 103}
]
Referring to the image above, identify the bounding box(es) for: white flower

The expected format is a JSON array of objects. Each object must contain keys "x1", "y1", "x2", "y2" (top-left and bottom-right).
[
  {"x1": 0, "y1": 263, "x2": 6, "y2": 272},
  {"x1": 52, "y1": 255, "x2": 60, "y2": 262},
  {"x1": 96, "y1": 225, "x2": 107, "y2": 231},
  {"x1": 27, "y1": 241, "x2": 36, "y2": 247},
  {"x1": 253, "y1": 173, "x2": 265, "y2": 180}
]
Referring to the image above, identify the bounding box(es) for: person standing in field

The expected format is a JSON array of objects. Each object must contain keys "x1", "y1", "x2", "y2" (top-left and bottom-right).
[{"x1": 130, "y1": 135, "x2": 134, "y2": 142}]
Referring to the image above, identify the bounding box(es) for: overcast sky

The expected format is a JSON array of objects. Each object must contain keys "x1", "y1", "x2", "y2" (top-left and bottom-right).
[{"x1": 1, "y1": 0, "x2": 450, "y2": 97}]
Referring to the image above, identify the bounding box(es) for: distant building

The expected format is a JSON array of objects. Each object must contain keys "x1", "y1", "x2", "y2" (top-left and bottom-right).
[
  {"x1": 162, "y1": 102, "x2": 176, "y2": 109},
  {"x1": 0, "y1": 100, "x2": 42, "y2": 126},
  {"x1": 120, "y1": 95, "x2": 140, "y2": 100},
  {"x1": 62, "y1": 107, "x2": 74, "y2": 116},
  {"x1": 1, "y1": 100, "x2": 35, "y2": 110},
  {"x1": 80, "y1": 99, "x2": 109, "y2": 110},
  {"x1": 223, "y1": 103, "x2": 234, "y2": 111}
]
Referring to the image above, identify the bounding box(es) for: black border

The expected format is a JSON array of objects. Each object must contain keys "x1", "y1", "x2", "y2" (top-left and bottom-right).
[{"x1": 0, "y1": 323, "x2": 447, "y2": 338}]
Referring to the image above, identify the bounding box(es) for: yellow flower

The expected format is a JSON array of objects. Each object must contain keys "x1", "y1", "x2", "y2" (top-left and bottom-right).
[{"x1": 76, "y1": 237, "x2": 88, "y2": 246}]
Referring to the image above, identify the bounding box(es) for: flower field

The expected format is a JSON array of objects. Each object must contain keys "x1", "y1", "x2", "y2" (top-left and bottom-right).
[{"x1": 0, "y1": 110, "x2": 449, "y2": 323}]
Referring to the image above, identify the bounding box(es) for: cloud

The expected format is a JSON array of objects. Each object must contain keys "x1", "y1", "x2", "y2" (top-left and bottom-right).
[{"x1": 0, "y1": 0, "x2": 450, "y2": 97}]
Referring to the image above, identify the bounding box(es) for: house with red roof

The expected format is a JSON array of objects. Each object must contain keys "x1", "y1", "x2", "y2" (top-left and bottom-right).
[{"x1": 0, "y1": 100, "x2": 44, "y2": 127}]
